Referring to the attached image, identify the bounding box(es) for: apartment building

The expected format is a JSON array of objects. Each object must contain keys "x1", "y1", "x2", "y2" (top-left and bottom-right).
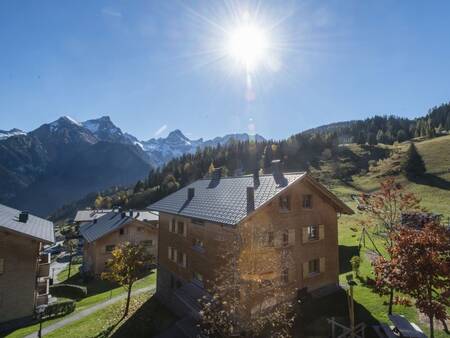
[
  {"x1": 149, "y1": 166, "x2": 353, "y2": 323},
  {"x1": 0, "y1": 204, "x2": 54, "y2": 324},
  {"x1": 80, "y1": 210, "x2": 159, "y2": 275}
]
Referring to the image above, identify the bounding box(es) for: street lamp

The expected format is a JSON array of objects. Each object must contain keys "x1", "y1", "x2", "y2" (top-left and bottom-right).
[{"x1": 35, "y1": 305, "x2": 47, "y2": 338}]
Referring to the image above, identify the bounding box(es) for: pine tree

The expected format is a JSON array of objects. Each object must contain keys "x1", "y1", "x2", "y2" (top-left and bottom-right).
[{"x1": 402, "y1": 143, "x2": 426, "y2": 178}]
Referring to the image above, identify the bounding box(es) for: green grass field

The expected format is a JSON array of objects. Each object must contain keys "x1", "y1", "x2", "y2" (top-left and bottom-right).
[{"x1": 327, "y1": 135, "x2": 450, "y2": 338}]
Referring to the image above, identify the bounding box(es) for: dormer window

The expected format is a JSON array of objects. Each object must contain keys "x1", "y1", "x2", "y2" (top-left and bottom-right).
[
  {"x1": 303, "y1": 195, "x2": 312, "y2": 209},
  {"x1": 279, "y1": 195, "x2": 291, "y2": 212}
]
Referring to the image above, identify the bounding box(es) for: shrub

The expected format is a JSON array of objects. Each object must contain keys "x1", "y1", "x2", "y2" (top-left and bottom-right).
[
  {"x1": 50, "y1": 284, "x2": 87, "y2": 300},
  {"x1": 44, "y1": 299, "x2": 76, "y2": 318}
]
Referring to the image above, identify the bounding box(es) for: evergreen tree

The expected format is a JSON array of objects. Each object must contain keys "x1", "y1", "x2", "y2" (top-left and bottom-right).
[{"x1": 402, "y1": 143, "x2": 426, "y2": 178}]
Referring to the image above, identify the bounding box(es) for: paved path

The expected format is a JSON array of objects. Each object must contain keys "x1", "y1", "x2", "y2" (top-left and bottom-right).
[
  {"x1": 25, "y1": 286, "x2": 155, "y2": 338},
  {"x1": 50, "y1": 253, "x2": 69, "y2": 283}
]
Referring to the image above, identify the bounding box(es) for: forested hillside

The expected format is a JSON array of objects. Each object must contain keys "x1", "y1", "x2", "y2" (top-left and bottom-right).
[{"x1": 51, "y1": 102, "x2": 450, "y2": 222}]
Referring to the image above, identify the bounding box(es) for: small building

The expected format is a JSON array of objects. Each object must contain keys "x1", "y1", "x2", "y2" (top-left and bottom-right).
[
  {"x1": 74, "y1": 209, "x2": 113, "y2": 226},
  {"x1": 0, "y1": 204, "x2": 54, "y2": 324},
  {"x1": 80, "y1": 210, "x2": 159, "y2": 275},
  {"x1": 149, "y1": 166, "x2": 353, "y2": 324}
]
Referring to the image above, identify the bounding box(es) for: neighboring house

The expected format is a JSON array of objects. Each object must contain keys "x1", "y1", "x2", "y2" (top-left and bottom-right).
[
  {"x1": 0, "y1": 204, "x2": 54, "y2": 324},
  {"x1": 80, "y1": 210, "x2": 159, "y2": 275},
  {"x1": 149, "y1": 165, "x2": 353, "y2": 323},
  {"x1": 74, "y1": 209, "x2": 113, "y2": 226}
]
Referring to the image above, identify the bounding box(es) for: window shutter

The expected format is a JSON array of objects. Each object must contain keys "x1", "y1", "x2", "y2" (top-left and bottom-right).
[
  {"x1": 174, "y1": 249, "x2": 178, "y2": 262},
  {"x1": 288, "y1": 229, "x2": 296, "y2": 245},
  {"x1": 320, "y1": 257, "x2": 326, "y2": 273},
  {"x1": 302, "y1": 262, "x2": 309, "y2": 279},
  {"x1": 319, "y1": 225, "x2": 325, "y2": 240},
  {"x1": 182, "y1": 253, "x2": 187, "y2": 268},
  {"x1": 302, "y1": 227, "x2": 308, "y2": 243},
  {"x1": 0, "y1": 258, "x2": 4, "y2": 274},
  {"x1": 168, "y1": 247, "x2": 172, "y2": 260},
  {"x1": 183, "y1": 223, "x2": 187, "y2": 237}
]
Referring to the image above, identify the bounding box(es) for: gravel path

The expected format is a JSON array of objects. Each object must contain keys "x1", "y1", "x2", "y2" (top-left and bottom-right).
[{"x1": 25, "y1": 286, "x2": 155, "y2": 338}]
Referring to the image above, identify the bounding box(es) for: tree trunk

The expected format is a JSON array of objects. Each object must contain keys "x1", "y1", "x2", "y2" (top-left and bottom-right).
[
  {"x1": 388, "y1": 288, "x2": 394, "y2": 315},
  {"x1": 124, "y1": 283, "x2": 132, "y2": 317},
  {"x1": 429, "y1": 314, "x2": 434, "y2": 338},
  {"x1": 68, "y1": 252, "x2": 73, "y2": 279}
]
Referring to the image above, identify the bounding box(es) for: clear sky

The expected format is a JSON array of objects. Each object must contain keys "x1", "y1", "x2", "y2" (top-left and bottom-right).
[{"x1": 1, "y1": 1, "x2": 450, "y2": 141}]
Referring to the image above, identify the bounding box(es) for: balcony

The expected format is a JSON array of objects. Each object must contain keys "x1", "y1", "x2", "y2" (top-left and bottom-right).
[
  {"x1": 37, "y1": 253, "x2": 51, "y2": 278},
  {"x1": 37, "y1": 279, "x2": 49, "y2": 296},
  {"x1": 36, "y1": 294, "x2": 49, "y2": 307}
]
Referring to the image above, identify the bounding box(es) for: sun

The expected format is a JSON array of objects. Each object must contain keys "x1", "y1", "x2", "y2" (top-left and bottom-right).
[{"x1": 226, "y1": 21, "x2": 270, "y2": 73}]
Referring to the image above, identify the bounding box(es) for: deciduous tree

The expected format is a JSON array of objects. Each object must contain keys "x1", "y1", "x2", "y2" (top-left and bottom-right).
[
  {"x1": 102, "y1": 242, "x2": 153, "y2": 317},
  {"x1": 374, "y1": 222, "x2": 450, "y2": 338}
]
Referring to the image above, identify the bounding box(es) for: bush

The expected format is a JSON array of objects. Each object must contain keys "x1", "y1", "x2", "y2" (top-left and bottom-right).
[
  {"x1": 44, "y1": 299, "x2": 76, "y2": 318},
  {"x1": 50, "y1": 284, "x2": 87, "y2": 300}
]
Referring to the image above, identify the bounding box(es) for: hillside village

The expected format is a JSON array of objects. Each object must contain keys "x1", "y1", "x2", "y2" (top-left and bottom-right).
[{"x1": 1, "y1": 115, "x2": 450, "y2": 338}]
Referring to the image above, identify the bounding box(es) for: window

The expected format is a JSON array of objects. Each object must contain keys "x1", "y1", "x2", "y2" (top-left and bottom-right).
[
  {"x1": 303, "y1": 195, "x2": 312, "y2": 209},
  {"x1": 177, "y1": 221, "x2": 185, "y2": 236},
  {"x1": 119, "y1": 228, "x2": 125, "y2": 235},
  {"x1": 170, "y1": 219, "x2": 176, "y2": 233},
  {"x1": 308, "y1": 225, "x2": 319, "y2": 240},
  {"x1": 137, "y1": 227, "x2": 144, "y2": 232},
  {"x1": 282, "y1": 230, "x2": 289, "y2": 246},
  {"x1": 309, "y1": 259, "x2": 320, "y2": 274},
  {"x1": 281, "y1": 268, "x2": 289, "y2": 284},
  {"x1": 263, "y1": 231, "x2": 274, "y2": 247},
  {"x1": 0, "y1": 258, "x2": 4, "y2": 275},
  {"x1": 168, "y1": 246, "x2": 177, "y2": 262},
  {"x1": 193, "y1": 271, "x2": 204, "y2": 284},
  {"x1": 141, "y1": 240, "x2": 153, "y2": 247},
  {"x1": 193, "y1": 238, "x2": 204, "y2": 249},
  {"x1": 279, "y1": 195, "x2": 291, "y2": 211},
  {"x1": 105, "y1": 245, "x2": 115, "y2": 253}
]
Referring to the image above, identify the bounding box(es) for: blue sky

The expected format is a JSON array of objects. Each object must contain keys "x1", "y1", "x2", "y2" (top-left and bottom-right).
[{"x1": 1, "y1": 1, "x2": 450, "y2": 141}]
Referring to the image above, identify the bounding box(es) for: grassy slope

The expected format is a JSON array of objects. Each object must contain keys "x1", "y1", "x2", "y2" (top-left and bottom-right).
[{"x1": 331, "y1": 135, "x2": 450, "y2": 338}]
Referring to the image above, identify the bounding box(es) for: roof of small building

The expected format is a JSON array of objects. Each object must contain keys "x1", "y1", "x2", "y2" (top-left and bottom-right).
[
  {"x1": 0, "y1": 203, "x2": 55, "y2": 244},
  {"x1": 148, "y1": 172, "x2": 353, "y2": 226},
  {"x1": 80, "y1": 210, "x2": 158, "y2": 243},
  {"x1": 74, "y1": 209, "x2": 113, "y2": 222}
]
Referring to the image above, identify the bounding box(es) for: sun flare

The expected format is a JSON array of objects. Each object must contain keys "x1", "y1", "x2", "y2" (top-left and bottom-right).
[{"x1": 226, "y1": 22, "x2": 270, "y2": 72}]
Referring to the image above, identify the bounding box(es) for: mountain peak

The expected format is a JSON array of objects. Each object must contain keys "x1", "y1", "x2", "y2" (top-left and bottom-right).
[{"x1": 167, "y1": 129, "x2": 187, "y2": 139}]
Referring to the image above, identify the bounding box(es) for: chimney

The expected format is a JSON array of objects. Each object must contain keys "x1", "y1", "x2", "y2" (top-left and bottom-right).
[
  {"x1": 272, "y1": 160, "x2": 287, "y2": 186},
  {"x1": 19, "y1": 211, "x2": 29, "y2": 223},
  {"x1": 247, "y1": 187, "x2": 255, "y2": 214},
  {"x1": 129, "y1": 210, "x2": 133, "y2": 218},
  {"x1": 188, "y1": 187, "x2": 195, "y2": 200},
  {"x1": 212, "y1": 167, "x2": 222, "y2": 181},
  {"x1": 93, "y1": 219, "x2": 97, "y2": 224},
  {"x1": 121, "y1": 211, "x2": 126, "y2": 219},
  {"x1": 253, "y1": 168, "x2": 260, "y2": 188}
]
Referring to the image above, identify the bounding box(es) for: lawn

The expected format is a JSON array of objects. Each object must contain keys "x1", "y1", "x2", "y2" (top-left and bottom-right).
[
  {"x1": 5, "y1": 270, "x2": 157, "y2": 338},
  {"x1": 44, "y1": 293, "x2": 177, "y2": 338}
]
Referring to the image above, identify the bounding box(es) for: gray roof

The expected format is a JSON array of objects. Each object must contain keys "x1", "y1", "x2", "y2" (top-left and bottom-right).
[
  {"x1": 74, "y1": 209, "x2": 113, "y2": 222},
  {"x1": 148, "y1": 173, "x2": 307, "y2": 226},
  {"x1": 0, "y1": 204, "x2": 54, "y2": 244},
  {"x1": 80, "y1": 210, "x2": 158, "y2": 243}
]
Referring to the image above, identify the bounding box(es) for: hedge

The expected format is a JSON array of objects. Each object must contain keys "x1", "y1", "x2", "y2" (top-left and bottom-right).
[
  {"x1": 50, "y1": 284, "x2": 87, "y2": 300},
  {"x1": 44, "y1": 299, "x2": 76, "y2": 318}
]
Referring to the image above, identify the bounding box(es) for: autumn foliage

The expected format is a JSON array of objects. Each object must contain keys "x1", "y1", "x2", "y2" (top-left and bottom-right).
[{"x1": 373, "y1": 222, "x2": 450, "y2": 338}]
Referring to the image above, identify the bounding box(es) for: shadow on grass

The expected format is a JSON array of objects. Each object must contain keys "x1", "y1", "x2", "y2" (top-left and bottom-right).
[
  {"x1": 111, "y1": 296, "x2": 178, "y2": 338},
  {"x1": 64, "y1": 270, "x2": 154, "y2": 298},
  {"x1": 409, "y1": 173, "x2": 450, "y2": 190},
  {"x1": 295, "y1": 289, "x2": 379, "y2": 338},
  {"x1": 339, "y1": 245, "x2": 360, "y2": 274}
]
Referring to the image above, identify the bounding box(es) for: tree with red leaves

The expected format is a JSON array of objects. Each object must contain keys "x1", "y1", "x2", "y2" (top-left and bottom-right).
[
  {"x1": 358, "y1": 177, "x2": 423, "y2": 313},
  {"x1": 374, "y1": 222, "x2": 450, "y2": 338}
]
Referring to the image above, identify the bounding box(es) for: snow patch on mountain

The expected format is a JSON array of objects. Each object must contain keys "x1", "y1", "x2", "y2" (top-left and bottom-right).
[{"x1": 0, "y1": 128, "x2": 26, "y2": 140}]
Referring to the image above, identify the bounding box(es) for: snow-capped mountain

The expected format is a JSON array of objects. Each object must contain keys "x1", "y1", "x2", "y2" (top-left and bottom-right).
[
  {"x1": 141, "y1": 129, "x2": 265, "y2": 167},
  {"x1": 0, "y1": 128, "x2": 26, "y2": 140}
]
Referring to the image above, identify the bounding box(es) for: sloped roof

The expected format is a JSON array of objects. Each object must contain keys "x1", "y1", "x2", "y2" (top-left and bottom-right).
[
  {"x1": 74, "y1": 209, "x2": 112, "y2": 222},
  {"x1": 80, "y1": 210, "x2": 158, "y2": 243},
  {"x1": 148, "y1": 173, "x2": 354, "y2": 226},
  {"x1": 0, "y1": 204, "x2": 54, "y2": 244},
  {"x1": 148, "y1": 173, "x2": 306, "y2": 225}
]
